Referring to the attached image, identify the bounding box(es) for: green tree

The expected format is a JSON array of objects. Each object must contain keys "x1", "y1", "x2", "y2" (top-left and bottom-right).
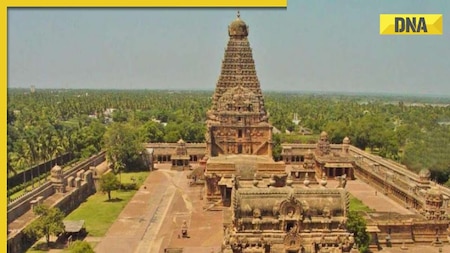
[
  {"x1": 139, "y1": 121, "x2": 165, "y2": 142},
  {"x1": 24, "y1": 205, "x2": 65, "y2": 247},
  {"x1": 346, "y1": 211, "x2": 370, "y2": 253},
  {"x1": 112, "y1": 110, "x2": 129, "y2": 122},
  {"x1": 272, "y1": 133, "x2": 282, "y2": 161},
  {"x1": 68, "y1": 241, "x2": 95, "y2": 253},
  {"x1": 99, "y1": 173, "x2": 121, "y2": 200},
  {"x1": 163, "y1": 122, "x2": 182, "y2": 142},
  {"x1": 103, "y1": 122, "x2": 145, "y2": 172}
]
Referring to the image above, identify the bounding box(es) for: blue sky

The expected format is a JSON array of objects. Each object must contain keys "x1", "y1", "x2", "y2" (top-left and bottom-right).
[{"x1": 7, "y1": 1, "x2": 450, "y2": 96}]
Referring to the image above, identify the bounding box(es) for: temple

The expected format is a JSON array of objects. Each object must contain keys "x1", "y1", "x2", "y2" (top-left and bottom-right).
[
  {"x1": 204, "y1": 12, "x2": 356, "y2": 253},
  {"x1": 145, "y1": 12, "x2": 450, "y2": 253},
  {"x1": 205, "y1": 11, "x2": 273, "y2": 158}
]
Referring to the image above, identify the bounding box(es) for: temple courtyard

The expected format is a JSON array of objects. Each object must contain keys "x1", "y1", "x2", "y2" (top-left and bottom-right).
[
  {"x1": 89, "y1": 163, "x2": 449, "y2": 253},
  {"x1": 95, "y1": 163, "x2": 223, "y2": 253}
]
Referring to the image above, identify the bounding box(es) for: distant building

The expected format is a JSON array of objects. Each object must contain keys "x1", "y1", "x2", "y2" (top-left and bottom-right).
[{"x1": 292, "y1": 113, "x2": 300, "y2": 125}]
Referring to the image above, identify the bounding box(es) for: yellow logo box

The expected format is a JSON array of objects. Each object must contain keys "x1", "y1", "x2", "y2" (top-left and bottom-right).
[{"x1": 380, "y1": 14, "x2": 443, "y2": 35}]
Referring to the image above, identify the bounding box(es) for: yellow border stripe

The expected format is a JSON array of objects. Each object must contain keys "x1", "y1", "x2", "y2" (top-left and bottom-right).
[
  {"x1": 1, "y1": 3, "x2": 6, "y2": 252},
  {"x1": 5, "y1": 0, "x2": 287, "y2": 7}
]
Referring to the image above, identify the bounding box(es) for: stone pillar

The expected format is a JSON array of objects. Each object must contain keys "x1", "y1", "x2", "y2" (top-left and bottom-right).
[
  {"x1": 67, "y1": 176, "x2": 75, "y2": 187},
  {"x1": 50, "y1": 164, "x2": 66, "y2": 193}
]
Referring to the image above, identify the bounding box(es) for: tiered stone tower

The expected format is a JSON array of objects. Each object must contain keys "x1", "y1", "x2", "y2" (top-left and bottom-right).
[{"x1": 206, "y1": 12, "x2": 273, "y2": 157}]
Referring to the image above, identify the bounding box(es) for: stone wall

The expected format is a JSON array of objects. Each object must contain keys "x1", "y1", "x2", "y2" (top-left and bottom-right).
[
  {"x1": 7, "y1": 174, "x2": 95, "y2": 253},
  {"x1": 7, "y1": 151, "x2": 105, "y2": 224},
  {"x1": 7, "y1": 182, "x2": 55, "y2": 224},
  {"x1": 375, "y1": 221, "x2": 449, "y2": 246},
  {"x1": 7, "y1": 152, "x2": 105, "y2": 253},
  {"x1": 7, "y1": 171, "x2": 95, "y2": 253}
]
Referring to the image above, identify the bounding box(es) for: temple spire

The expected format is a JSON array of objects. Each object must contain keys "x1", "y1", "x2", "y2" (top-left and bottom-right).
[{"x1": 206, "y1": 14, "x2": 272, "y2": 157}]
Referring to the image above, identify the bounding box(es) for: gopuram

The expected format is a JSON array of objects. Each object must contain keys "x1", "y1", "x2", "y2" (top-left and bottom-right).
[
  {"x1": 204, "y1": 11, "x2": 272, "y2": 158},
  {"x1": 202, "y1": 12, "x2": 357, "y2": 253}
]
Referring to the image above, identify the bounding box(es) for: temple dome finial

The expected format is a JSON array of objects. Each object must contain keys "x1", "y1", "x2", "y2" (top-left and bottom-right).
[{"x1": 228, "y1": 11, "x2": 248, "y2": 37}]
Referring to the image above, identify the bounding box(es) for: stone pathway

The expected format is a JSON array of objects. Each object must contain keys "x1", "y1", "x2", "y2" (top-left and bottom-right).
[
  {"x1": 95, "y1": 166, "x2": 179, "y2": 253},
  {"x1": 135, "y1": 170, "x2": 184, "y2": 253},
  {"x1": 328, "y1": 179, "x2": 415, "y2": 215},
  {"x1": 94, "y1": 164, "x2": 223, "y2": 253}
]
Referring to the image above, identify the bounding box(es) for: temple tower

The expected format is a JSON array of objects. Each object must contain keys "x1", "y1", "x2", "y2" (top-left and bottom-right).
[{"x1": 206, "y1": 12, "x2": 273, "y2": 157}]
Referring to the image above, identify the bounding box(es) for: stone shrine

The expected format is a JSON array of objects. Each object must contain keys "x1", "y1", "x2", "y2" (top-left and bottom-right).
[{"x1": 50, "y1": 164, "x2": 66, "y2": 193}]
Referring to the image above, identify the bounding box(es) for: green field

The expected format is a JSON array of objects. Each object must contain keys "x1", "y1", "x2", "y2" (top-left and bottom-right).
[{"x1": 64, "y1": 171, "x2": 149, "y2": 237}]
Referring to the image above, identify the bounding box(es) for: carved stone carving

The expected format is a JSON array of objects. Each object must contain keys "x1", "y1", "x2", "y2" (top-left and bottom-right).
[
  {"x1": 205, "y1": 173, "x2": 221, "y2": 196},
  {"x1": 283, "y1": 230, "x2": 303, "y2": 248},
  {"x1": 280, "y1": 193, "x2": 303, "y2": 221}
]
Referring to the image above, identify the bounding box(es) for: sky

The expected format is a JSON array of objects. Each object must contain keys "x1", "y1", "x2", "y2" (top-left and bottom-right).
[{"x1": 7, "y1": 1, "x2": 450, "y2": 96}]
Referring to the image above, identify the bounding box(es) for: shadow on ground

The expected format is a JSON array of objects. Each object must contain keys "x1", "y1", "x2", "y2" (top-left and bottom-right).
[{"x1": 104, "y1": 198, "x2": 123, "y2": 203}]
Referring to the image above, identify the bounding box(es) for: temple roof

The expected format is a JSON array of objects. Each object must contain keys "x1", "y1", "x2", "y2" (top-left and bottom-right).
[{"x1": 63, "y1": 220, "x2": 85, "y2": 233}]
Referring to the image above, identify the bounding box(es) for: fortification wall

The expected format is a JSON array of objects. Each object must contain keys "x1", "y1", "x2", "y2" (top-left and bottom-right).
[
  {"x1": 7, "y1": 174, "x2": 95, "y2": 253},
  {"x1": 7, "y1": 182, "x2": 54, "y2": 224},
  {"x1": 7, "y1": 151, "x2": 106, "y2": 224}
]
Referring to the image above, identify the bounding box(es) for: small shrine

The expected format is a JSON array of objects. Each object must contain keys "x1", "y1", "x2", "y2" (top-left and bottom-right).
[
  {"x1": 171, "y1": 139, "x2": 190, "y2": 171},
  {"x1": 50, "y1": 164, "x2": 66, "y2": 193}
]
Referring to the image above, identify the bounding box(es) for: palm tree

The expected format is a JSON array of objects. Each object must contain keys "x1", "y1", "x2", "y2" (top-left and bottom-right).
[
  {"x1": 52, "y1": 133, "x2": 67, "y2": 166},
  {"x1": 7, "y1": 152, "x2": 18, "y2": 177}
]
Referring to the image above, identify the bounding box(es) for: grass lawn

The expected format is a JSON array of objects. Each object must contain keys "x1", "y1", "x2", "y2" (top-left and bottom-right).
[
  {"x1": 117, "y1": 171, "x2": 148, "y2": 186},
  {"x1": 64, "y1": 171, "x2": 149, "y2": 237},
  {"x1": 349, "y1": 194, "x2": 374, "y2": 212}
]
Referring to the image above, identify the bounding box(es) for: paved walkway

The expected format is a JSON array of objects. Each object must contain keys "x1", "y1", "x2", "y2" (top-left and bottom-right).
[
  {"x1": 8, "y1": 192, "x2": 62, "y2": 234},
  {"x1": 95, "y1": 164, "x2": 222, "y2": 253},
  {"x1": 328, "y1": 179, "x2": 415, "y2": 215}
]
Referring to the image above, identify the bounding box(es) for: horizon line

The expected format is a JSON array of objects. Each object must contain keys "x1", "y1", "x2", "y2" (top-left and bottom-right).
[{"x1": 8, "y1": 87, "x2": 450, "y2": 99}]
